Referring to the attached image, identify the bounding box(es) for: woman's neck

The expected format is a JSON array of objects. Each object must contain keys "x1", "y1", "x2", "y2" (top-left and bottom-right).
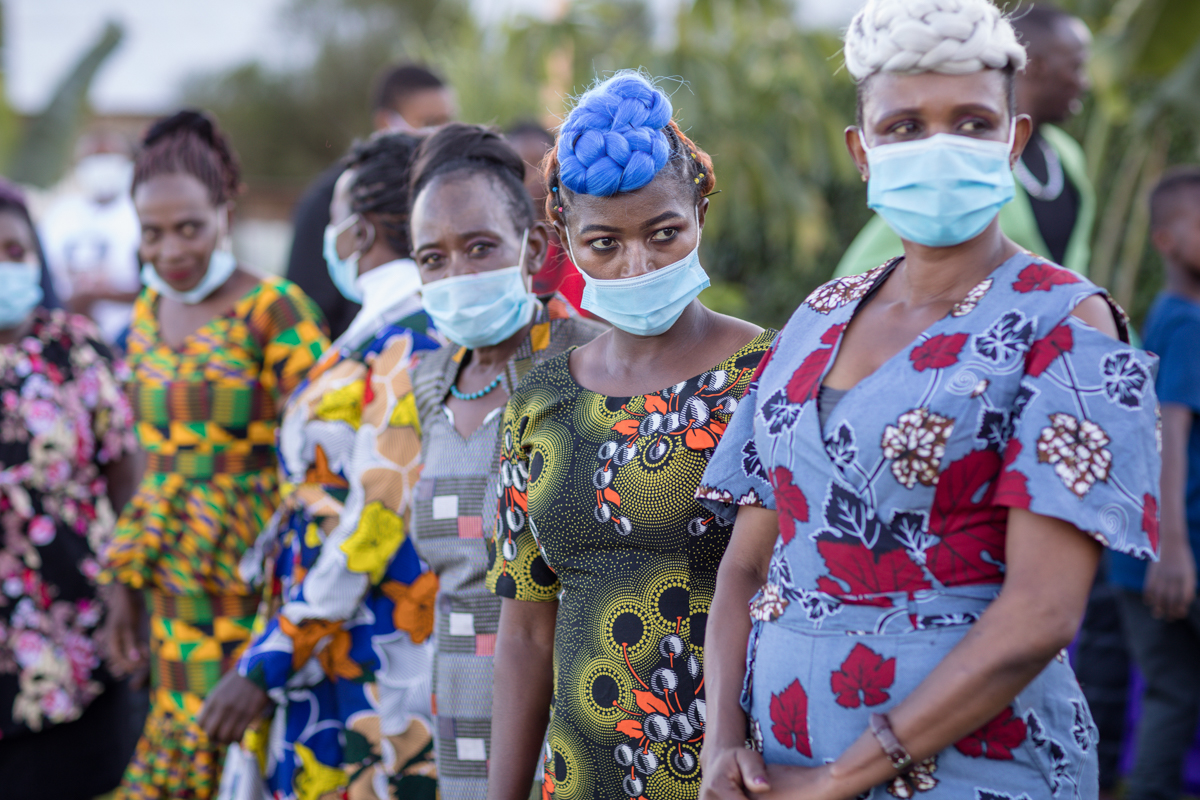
[
  {"x1": 598, "y1": 300, "x2": 714, "y2": 382},
  {"x1": 1165, "y1": 262, "x2": 1200, "y2": 304},
  {"x1": 0, "y1": 313, "x2": 35, "y2": 345},
  {"x1": 896, "y1": 221, "x2": 1020, "y2": 308},
  {"x1": 469, "y1": 321, "x2": 533, "y2": 371}
]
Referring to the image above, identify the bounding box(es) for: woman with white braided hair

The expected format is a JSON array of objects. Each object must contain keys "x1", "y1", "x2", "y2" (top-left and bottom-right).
[{"x1": 698, "y1": 1, "x2": 1160, "y2": 799}]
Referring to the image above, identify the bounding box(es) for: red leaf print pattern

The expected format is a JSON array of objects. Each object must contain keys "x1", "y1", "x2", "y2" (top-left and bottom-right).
[
  {"x1": 1143, "y1": 493, "x2": 1159, "y2": 553},
  {"x1": 816, "y1": 540, "x2": 930, "y2": 601},
  {"x1": 909, "y1": 333, "x2": 969, "y2": 372},
  {"x1": 1012, "y1": 262, "x2": 1081, "y2": 293},
  {"x1": 994, "y1": 440, "x2": 1032, "y2": 509},
  {"x1": 769, "y1": 679, "x2": 812, "y2": 756},
  {"x1": 954, "y1": 706, "x2": 1028, "y2": 760},
  {"x1": 770, "y1": 467, "x2": 809, "y2": 545},
  {"x1": 925, "y1": 450, "x2": 1008, "y2": 586},
  {"x1": 786, "y1": 323, "x2": 846, "y2": 404},
  {"x1": 831, "y1": 643, "x2": 896, "y2": 708},
  {"x1": 1025, "y1": 323, "x2": 1074, "y2": 377},
  {"x1": 749, "y1": 342, "x2": 776, "y2": 383}
]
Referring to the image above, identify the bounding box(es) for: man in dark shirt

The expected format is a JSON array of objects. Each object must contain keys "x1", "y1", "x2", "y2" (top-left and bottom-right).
[{"x1": 286, "y1": 63, "x2": 455, "y2": 338}]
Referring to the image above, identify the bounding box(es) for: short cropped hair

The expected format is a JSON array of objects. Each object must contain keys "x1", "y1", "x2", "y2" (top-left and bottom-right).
[
  {"x1": 371, "y1": 63, "x2": 445, "y2": 114},
  {"x1": 1150, "y1": 166, "x2": 1200, "y2": 231}
]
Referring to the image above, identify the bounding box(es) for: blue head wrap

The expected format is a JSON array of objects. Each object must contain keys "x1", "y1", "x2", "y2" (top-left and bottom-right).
[{"x1": 556, "y1": 73, "x2": 674, "y2": 197}]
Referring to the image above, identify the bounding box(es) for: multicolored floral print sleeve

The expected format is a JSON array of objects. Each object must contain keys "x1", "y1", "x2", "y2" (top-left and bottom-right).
[
  {"x1": 0, "y1": 309, "x2": 135, "y2": 739},
  {"x1": 697, "y1": 254, "x2": 1159, "y2": 799},
  {"x1": 234, "y1": 313, "x2": 442, "y2": 800},
  {"x1": 486, "y1": 331, "x2": 775, "y2": 800}
]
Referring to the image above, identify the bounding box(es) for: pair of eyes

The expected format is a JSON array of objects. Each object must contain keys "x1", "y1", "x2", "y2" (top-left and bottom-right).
[
  {"x1": 140, "y1": 220, "x2": 205, "y2": 245},
  {"x1": 417, "y1": 227, "x2": 682, "y2": 267},
  {"x1": 883, "y1": 117, "x2": 997, "y2": 138}
]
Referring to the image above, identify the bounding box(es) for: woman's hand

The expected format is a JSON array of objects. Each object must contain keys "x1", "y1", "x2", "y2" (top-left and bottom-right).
[
  {"x1": 103, "y1": 583, "x2": 146, "y2": 677},
  {"x1": 198, "y1": 671, "x2": 270, "y2": 744},
  {"x1": 700, "y1": 744, "x2": 770, "y2": 800},
  {"x1": 761, "y1": 764, "x2": 840, "y2": 800}
]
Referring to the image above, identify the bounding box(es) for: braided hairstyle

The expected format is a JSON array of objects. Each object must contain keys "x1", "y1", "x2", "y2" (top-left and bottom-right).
[
  {"x1": 845, "y1": 0, "x2": 1026, "y2": 126},
  {"x1": 132, "y1": 109, "x2": 241, "y2": 205},
  {"x1": 409, "y1": 123, "x2": 534, "y2": 235},
  {"x1": 544, "y1": 72, "x2": 715, "y2": 225},
  {"x1": 341, "y1": 131, "x2": 423, "y2": 257}
]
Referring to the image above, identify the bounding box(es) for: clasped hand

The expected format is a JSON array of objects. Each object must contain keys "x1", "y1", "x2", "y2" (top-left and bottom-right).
[{"x1": 700, "y1": 745, "x2": 844, "y2": 800}]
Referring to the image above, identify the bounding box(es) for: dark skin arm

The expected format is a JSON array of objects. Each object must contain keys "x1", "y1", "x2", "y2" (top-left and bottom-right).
[
  {"x1": 700, "y1": 506, "x2": 778, "y2": 793},
  {"x1": 701, "y1": 507, "x2": 1101, "y2": 800},
  {"x1": 1143, "y1": 403, "x2": 1196, "y2": 620},
  {"x1": 488, "y1": 597, "x2": 559, "y2": 800}
]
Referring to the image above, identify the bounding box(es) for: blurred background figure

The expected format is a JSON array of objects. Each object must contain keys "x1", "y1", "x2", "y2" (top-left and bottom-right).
[
  {"x1": 0, "y1": 178, "x2": 138, "y2": 800},
  {"x1": 286, "y1": 63, "x2": 455, "y2": 338},
  {"x1": 39, "y1": 130, "x2": 142, "y2": 346},
  {"x1": 834, "y1": 4, "x2": 1095, "y2": 277},
  {"x1": 506, "y1": 120, "x2": 587, "y2": 314}
]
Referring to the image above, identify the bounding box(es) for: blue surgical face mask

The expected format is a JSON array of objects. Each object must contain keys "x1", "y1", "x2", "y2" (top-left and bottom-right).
[
  {"x1": 323, "y1": 214, "x2": 366, "y2": 303},
  {"x1": 565, "y1": 207, "x2": 709, "y2": 337},
  {"x1": 862, "y1": 123, "x2": 1016, "y2": 248},
  {"x1": 0, "y1": 262, "x2": 43, "y2": 329},
  {"x1": 141, "y1": 248, "x2": 238, "y2": 304},
  {"x1": 420, "y1": 229, "x2": 539, "y2": 349}
]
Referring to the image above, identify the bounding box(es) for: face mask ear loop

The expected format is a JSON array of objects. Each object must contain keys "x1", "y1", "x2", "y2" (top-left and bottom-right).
[{"x1": 517, "y1": 227, "x2": 531, "y2": 292}]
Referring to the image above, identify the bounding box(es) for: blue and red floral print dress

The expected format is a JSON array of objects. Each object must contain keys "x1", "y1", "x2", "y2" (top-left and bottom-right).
[{"x1": 698, "y1": 254, "x2": 1160, "y2": 800}]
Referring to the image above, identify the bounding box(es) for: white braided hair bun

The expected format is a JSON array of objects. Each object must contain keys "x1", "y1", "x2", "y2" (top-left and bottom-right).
[{"x1": 844, "y1": 0, "x2": 1027, "y2": 81}]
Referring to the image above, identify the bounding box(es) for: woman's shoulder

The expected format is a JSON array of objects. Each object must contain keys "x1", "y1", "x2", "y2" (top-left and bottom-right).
[{"x1": 243, "y1": 275, "x2": 329, "y2": 335}]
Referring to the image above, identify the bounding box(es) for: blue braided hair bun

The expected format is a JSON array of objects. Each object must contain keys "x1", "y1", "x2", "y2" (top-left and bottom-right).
[{"x1": 557, "y1": 72, "x2": 674, "y2": 197}]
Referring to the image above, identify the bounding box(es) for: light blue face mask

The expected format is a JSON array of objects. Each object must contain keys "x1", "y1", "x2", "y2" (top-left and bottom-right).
[
  {"x1": 565, "y1": 207, "x2": 709, "y2": 337},
  {"x1": 862, "y1": 124, "x2": 1016, "y2": 248},
  {"x1": 420, "y1": 229, "x2": 539, "y2": 349},
  {"x1": 323, "y1": 214, "x2": 366, "y2": 303},
  {"x1": 141, "y1": 248, "x2": 238, "y2": 304},
  {"x1": 0, "y1": 262, "x2": 43, "y2": 328}
]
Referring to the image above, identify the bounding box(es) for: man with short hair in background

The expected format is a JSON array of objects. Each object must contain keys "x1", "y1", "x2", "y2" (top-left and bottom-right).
[{"x1": 286, "y1": 63, "x2": 455, "y2": 338}]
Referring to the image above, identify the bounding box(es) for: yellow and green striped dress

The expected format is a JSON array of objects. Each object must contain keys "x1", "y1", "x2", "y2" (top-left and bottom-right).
[{"x1": 101, "y1": 276, "x2": 328, "y2": 800}]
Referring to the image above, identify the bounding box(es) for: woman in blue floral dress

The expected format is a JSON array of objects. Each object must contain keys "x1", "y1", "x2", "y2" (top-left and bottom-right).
[{"x1": 698, "y1": 3, "x2": 1161, "y2": 800}]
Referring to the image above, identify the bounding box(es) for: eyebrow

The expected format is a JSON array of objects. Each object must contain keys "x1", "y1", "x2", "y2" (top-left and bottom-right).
[
  {"x1": 413, "y1": 229, "x2": 503, "y2": 252},
  {"x1": 876, "y1": 102, "x2": 1002, "y2": 122},
  {"x1": 579, "y1": 210, "x2": 685, "y2": 236}
]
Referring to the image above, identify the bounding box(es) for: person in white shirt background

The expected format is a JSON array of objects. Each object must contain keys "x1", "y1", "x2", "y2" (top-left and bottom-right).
[{"x1": 39, "y1": 130, "x2": 143, "y2": 346}]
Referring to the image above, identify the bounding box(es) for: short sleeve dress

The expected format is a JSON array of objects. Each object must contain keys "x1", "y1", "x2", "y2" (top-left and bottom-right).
[
  {"x1": 486, "y1": 330, "x2": 775, "y2": 800},
  {"x1": 698, "y1": 254, "x2": 1160, "y2": 799},
  {"x1": 103, "y1": 276, "x2": 328, "y2": 800}
]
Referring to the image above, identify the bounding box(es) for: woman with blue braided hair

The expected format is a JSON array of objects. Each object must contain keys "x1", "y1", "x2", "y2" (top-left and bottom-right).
[{"x1": 485, "y1": 72, "x2": 775, "y2": 800}]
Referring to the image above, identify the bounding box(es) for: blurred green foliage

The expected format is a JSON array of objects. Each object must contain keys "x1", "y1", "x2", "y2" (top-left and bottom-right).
[{"x1": 186, "y1": 0, "x2": 1200, "y2": 328}]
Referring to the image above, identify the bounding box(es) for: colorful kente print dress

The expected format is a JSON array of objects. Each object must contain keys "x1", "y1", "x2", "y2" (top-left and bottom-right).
[
  {"x1": 232, "y1": 301, "x2": 443, "y2": 800},
  {"x1": 698, "y1": 254, "x2": 1160, "y2": 800},
  {"x1": 487, "y1": 330, "x2": 775, "y2": 800},
  {"x1": 0, "y1": 310, "x2": 134, "y2": 741},
  {"x1": 410, "y1": 298, "x2": 602, "y2": 800},
  {"x1": 101, "y1": 276, "x2": 327, "y2": 800}
]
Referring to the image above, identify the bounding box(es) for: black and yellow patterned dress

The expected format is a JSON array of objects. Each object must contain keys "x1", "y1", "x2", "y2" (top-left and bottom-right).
[{"x1": 486, "y1": 331, "x2": 774, "y2": 800}]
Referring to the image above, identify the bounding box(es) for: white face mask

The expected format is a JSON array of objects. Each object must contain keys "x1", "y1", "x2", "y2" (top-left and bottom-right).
[
  {"x1": 564, "y1": 207, "x2": 709, "y2": 337},
  {"x1": 141, "y1": 249, "x2": 238, "y2": 304}
]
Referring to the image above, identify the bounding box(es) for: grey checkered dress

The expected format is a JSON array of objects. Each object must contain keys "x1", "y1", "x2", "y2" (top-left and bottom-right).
[{"x1": 410, "y1": 301, "x2": 603, "y2": 800}]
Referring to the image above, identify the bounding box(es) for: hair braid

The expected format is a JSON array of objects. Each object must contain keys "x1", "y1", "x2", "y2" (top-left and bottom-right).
[
  {"x1": 133, "y1": 109, "x2": 242, "y2": 205},
  {"x1": 343, "y1": 131, "x2": 423, "y2": 257},
  {"x1": 543, "y1": 73, "x2": 716, "y2": 224}
]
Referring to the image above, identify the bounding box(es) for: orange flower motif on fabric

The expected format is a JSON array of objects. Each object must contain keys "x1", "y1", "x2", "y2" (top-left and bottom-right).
[
  {"x1": 279, "y1": 617, "x2": 363, "y2": 681},
  {"x1": 381, "y1": 571, "x2": 439, "y2": 644}
]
